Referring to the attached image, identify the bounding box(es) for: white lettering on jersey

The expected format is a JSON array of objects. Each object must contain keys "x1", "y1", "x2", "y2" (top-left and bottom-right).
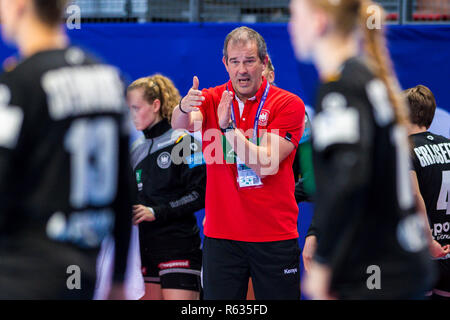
[
  {"x1": 313, "y1": 95, "x2": 360, "y2": 151},
  {"x1": 366, "y1": 79, "x2": 394, "y2": 127},
  {"x1": 42, "y1": 65, "x2": 125, "y2": 120},
  {"x1": 0, "y1": 84, "x2": 23, "y2": 149},
  {"x1": 414, "y1": 142, "x2": 450, "y2": 168}
]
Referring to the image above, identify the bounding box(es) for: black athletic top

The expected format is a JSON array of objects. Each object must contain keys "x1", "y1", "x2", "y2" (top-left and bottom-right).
[
  {"x1": 130, "y1": 119, "x2": 206, "y2": 252},
  {"x1": 311, "y1": 57, "x2": 435, "y2": 298},
  {"x1": 411, "y1": 132, "x2": 450, "y2": 245},
  {"x1": 0, "y1": 48, "x2": 131, "y2": 283}
]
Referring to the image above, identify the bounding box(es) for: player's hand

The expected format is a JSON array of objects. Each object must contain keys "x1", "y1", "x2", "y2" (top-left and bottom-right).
[
  {"x1": 132, "y1": 205, "x2": 156, "y2": 225},
  {"x1": 302, "y1": 235, "x2": 317, "y2": 273},
  {"x1": 430, "y1": 240, "x2": 450, "y2": 258},
  {"x1": 302, "y1": 261, "x2": 336, "y2": 300},
  {"x1": 217, "y1": 90, "x2": 234, "y2": 129},
  {"x1": 180, "y1": 76, "x2": 205, "y2": 113}
]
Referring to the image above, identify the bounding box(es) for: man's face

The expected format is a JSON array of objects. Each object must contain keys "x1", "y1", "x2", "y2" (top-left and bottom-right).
[
  {"x1": 223, "y1": 40, "x2": 267, "y2": 100},
  {"x1": 0, "y1": 0, "x2": 23, "y2": 43}
]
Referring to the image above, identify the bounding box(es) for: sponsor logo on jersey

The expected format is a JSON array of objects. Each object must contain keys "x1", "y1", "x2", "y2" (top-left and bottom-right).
[
  {"x1": 432, "y1": 222, "x2": 450, "y2": 241},
  {"x1": 258, "y1": 110, "x2": 270, "y2": 127},
  {"x1": 186, "y1": 152, "x2": 205, "y2": 169},
  {"x1": 427, "y1": 135, "x2": 435, "y2": 141},
  {"x1": 157, "y1": 152, "x2": 172, "y2": 169},
  {"x1": 136, "y1": 169, "x2": 143, "y2": 191},
  {"x1": 158, "y1": 260, "x2": 190, "y2": 270},
  {"x1": 190, "y1": 142, "x2": 199, "y2": 152},
  {"x1": 46, "y1": 209, "x2": 114, "y2": 248},
  {"x1": 322, "y1": 92, "x2": 347, "y2": 111},
  {"x1": 284, "y1": 268, "x2": 298, "y2": 275},
  {"x1": 65, "y1": 47, "x2": 85, "y2": 65}
]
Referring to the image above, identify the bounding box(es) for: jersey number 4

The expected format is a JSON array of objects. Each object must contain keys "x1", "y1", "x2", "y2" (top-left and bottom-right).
[
  {"x1": 65, "y1": 117, "x2": 118, "y2": 208},
  {"x1": 437, "y1": 170, "x2": 450, "y2": 215}
]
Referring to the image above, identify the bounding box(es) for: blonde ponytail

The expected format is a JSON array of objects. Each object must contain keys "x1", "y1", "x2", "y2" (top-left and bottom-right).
[{"x1": 359, "y1": 0, "x2": 409, "y2": 126}]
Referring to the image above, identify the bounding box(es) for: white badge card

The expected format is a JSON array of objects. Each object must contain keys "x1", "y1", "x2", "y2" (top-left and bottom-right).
[{"x1": 236, "y1": 156, "x2": 263, "y2": 189}]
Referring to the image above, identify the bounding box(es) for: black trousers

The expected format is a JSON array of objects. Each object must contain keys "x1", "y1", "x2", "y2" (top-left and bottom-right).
[{"x1": 202, "y1": 237, "x2": 300, "y2": 300}]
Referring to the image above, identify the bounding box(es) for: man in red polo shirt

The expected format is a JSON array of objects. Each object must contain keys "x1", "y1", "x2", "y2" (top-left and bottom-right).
[{"x1": 172, "y1": 26, "x2": 305, "y2": 300}]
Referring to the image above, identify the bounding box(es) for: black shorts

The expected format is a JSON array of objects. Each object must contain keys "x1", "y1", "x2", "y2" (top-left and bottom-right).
[
  {"x1": 202, "y1": 237, "x2": 300, "y2": 300},
  {"x1": 432, "y1": 258, "x2": 450, "y2": 299},
  {"x1": 140, "y1": 241, "x2": 202, "y2": 292}
]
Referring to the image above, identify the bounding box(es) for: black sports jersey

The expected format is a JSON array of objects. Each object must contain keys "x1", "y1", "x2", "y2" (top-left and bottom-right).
[
  {"x1": 410, "y1": 132, "x2": 450, "y2": 294},
  {"x1": 411, "y1": 132, "x2": 450, "y2": 246},
  {"x1": 130, "y1": 119, "x2": 206, "y2": 252},
  {"x1": 0, "y1": 48, "x2": 131, "y2": 298},
  {"x1": 311, "y1": 57, "x2": 434, "y2": 299}
]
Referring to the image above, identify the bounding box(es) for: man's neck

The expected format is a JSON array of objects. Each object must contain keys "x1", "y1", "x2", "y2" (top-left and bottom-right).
[
  {"x1": 409, "y1": 124, "x2": 428, "y2": 136},
  {"x1": 16, "y1": 18, "x2": 68, "y2": 58}
]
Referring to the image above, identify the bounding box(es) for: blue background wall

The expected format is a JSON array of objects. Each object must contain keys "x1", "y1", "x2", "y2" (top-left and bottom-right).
[
  {"x1": 0, "y1": 23, "x2": 448, "y2": 298},
  {"x1": 1, "y1": 23, "x2": 449, "y2": 110}
]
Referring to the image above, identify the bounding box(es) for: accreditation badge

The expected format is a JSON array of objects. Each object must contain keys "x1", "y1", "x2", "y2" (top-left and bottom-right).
[{"x1": 236, "y1": 156, "x2": 263, "y2": 189}]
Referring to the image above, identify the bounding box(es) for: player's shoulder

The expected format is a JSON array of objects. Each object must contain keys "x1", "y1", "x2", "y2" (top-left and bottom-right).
[
  {"x1": 270, "y1": 85, "x2": 305, "y2": 111},
  {"x1": 424, "y1": 132, "x2": 449, "y2": 144},
  {"x1": 412, "y1": 132, "x2": 448, "y2": 145},
  {"x1": 1, "y1": 47, "x2": 105, "y2": 89},
  {"x1": 340, "y1": 57, "x2": 374, "y2": 88},
  {"x1": 320, "y1": 57, "x2": 374, "y2": 99},
  {"x1": 174, "y1": 129, "x2": 202, "y2": 148}
]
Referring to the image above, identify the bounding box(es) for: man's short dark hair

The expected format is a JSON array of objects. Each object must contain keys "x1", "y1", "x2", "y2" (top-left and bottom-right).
[
  {"x1": 33, "y1": 0, "x2": 68, "y2": 26},
  {"x1": 223, "y1": 26, "x2": 267, "y2": 64},
  {"x1": 404, "y1": 85, "x2": 436, "y2": 129}
]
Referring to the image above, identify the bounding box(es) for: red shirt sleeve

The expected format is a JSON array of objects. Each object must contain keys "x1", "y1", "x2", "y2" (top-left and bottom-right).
[{"x1": 267, "y1": 94, "x2": 305, "y2": 147}]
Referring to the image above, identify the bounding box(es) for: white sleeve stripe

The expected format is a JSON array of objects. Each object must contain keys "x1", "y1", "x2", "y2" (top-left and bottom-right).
[{"x1": 0, "y1": 105, "x2": 24, "y2": 149}]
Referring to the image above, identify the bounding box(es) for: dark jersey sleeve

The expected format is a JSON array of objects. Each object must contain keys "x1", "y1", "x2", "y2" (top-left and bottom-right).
[
  {"x1": 312, "y1": 82, "x2": 374, "y2": 266},
  {"x1": 0, "y1": 75, "x2": 26, "y2": 236},
  {"x1": 151, "y1": 134, "x2": 206, "y2": 222},
  {"x1": 111, "y1": 115, "x2": 132, "y2": 283}
]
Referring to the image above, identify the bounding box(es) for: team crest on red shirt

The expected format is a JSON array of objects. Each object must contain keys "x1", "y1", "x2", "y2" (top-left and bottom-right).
[{"x1": 258, "y1": 110, "x2": 270, "y2": 127}]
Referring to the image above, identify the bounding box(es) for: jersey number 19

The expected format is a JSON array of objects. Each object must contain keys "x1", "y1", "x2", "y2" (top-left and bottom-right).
[{"x1": 65, "y1": 117, "x2": 118, "y2": 208}]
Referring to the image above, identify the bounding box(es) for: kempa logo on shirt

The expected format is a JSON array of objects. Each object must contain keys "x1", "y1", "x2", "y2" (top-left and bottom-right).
[
  {"x1": 158, "y1": 260, "x2": 190, "y2": 270},
  {"x1": 157, "y1": 152, "x2": 172, "y2": 169},
  {"x1": 284, "y1": 268, "x2": 298, "y2": 275}
]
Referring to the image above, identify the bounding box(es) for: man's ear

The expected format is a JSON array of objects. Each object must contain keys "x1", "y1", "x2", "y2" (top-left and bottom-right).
[
  {"x1": 222, "y1": 56, "x2": 229, "y2": 72},
  {"x1": 262, "y1": 55, "x2": 269, "y2": 68}
]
